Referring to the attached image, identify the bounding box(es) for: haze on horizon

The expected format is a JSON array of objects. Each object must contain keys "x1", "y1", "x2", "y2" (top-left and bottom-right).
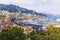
[{"x1": 0, "y1": 0, "x2": 60, "y2": 15}]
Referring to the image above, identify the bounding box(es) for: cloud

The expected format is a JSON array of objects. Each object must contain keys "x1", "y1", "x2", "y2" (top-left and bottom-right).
[
  {"x1": 49, "y1": 0, "x2": 60, "y2": 3},
  {"x1": 19, "y1": 0, "x2": 35, "y2": 5},
  {"x1": 0, "y1": 0, "x2": 36, "y2": 5},
  {"x1": 37, "y1": 4, "x2": 60, "y2": 15}
]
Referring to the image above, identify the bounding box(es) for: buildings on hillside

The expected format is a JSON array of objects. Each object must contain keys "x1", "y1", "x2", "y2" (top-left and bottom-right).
[{"x1": 0, "y1": 10, "x2": 60, "y2": 32}]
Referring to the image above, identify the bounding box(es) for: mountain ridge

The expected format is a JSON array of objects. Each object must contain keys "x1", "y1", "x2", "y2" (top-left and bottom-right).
[
  {"x1": 0, "y1": 4, "x2": 59, "y2": 20},
  {"x1": 0, "y1": 4, "x2": 49, "y2": 17}
]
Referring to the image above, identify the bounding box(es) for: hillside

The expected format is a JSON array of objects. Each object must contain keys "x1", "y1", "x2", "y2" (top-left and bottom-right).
[{"x1": 0, "y1": 4, "x2": 59, "y2": 27}]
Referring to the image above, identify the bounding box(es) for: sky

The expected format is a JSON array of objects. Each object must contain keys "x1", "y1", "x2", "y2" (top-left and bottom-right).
[{"x1": 0, "y1": 0, "x2": 60, "y2": 15}]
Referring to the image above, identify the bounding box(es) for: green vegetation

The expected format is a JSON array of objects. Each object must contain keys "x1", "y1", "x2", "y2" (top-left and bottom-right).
[
  {"x1": 0, "y1": 26, "x2": 26, "y2": 40},
  {"x1": 30, "y1": 25, "x2": 60, "y2": 40},
  {"x1": 0, "y1": 25, "x2": 60, "y2": 40}
]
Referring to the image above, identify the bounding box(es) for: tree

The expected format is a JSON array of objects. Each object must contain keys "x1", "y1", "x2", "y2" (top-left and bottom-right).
[
  {"x1": 30, "y1": 31, "x2": 44, "y2": 40},
  {"x1": 44, "y1": 25, "x2": 60, "y2": 40},
  {"x1": 0, "y1": 26, "x2": 26, "y2": 40}
]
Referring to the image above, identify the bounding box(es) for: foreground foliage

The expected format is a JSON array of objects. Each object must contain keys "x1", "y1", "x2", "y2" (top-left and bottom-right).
[
  {"x1": 30, "y1": 25, "x2": 60, "y2": 40},
  {"x1": 0, "y1": 26, "x2": 26, "y2": 40},
  {"x1": 0, "y1": 25, "x2": 60, "y2": 40}
]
